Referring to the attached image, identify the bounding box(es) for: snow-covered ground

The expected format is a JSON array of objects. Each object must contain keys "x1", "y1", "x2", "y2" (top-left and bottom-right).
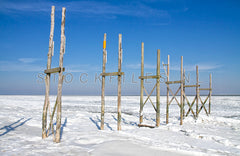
[{"x1": 0, "y1": 95, "x2": 239, "y2": 155}]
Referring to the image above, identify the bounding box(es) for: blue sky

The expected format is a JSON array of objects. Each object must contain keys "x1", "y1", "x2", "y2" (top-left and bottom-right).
[{"x1": 0, "y1": 0, "x2": 239, "y2": 95}]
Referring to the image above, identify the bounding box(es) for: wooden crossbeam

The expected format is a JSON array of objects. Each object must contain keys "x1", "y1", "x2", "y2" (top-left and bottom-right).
[
  {"x1": 138, "y1": 124, "x2": 155, "y2": 128},
  {"x1": 183, "y1": 93, "x2": 196, "y2": 118},
  {"x1": 143, "y1": 84, "x2": 157, "y2": 112},
  {"x1": 198, "y1": 95, "x2": 209, "y2": 115},
  {"x1": 184, "y1": 85, "x2": 200, "y2": 88},
  {"x1": 44, "y1": 67, "x2": 65, "y2": 74},
  {"x1": 168, "y1": 86, "x2": 181, "y2": 107},
  {"x1": 165, "y1": 80, "x2": 182, "y2": 84},
  {"x1": 199, "y1": 88, "x2": 212, "y2": 91},
  {"x1": 100, "y1": 72, "x2": 124, "y2": 76},
  {"x1": 138, "y1": 75, "x2": 161, "y2": 79}
]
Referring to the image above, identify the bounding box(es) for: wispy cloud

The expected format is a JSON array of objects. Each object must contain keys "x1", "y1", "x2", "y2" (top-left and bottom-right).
[
  {"x1": 66, "y1": 64, "x2": 101, "y2": 73},
  {"x1": 126, "y1": 62, "x2": 222, "y2": 71},
  {"x1": 0, "y1": 0, "x2": 169, "y2": 19},
  {"x1": 0, "y1": 60, "x2": 44, "y2": 72},
  {"x1": 18, "y1": 58, "x2": 40, "y2": 63},
  {"x1": 126, "y1": 63, "x2": 156, "y2": 70},
  {"x1": 171, "y1": 63, "x2": 222, "y2": 71}
]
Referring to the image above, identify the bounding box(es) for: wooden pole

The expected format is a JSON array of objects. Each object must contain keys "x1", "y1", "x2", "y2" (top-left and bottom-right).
[
  {"x1": 117, "y1": 34, "x2": 122, "y2": 130},
  {"x1": 156, "y1": 49, "x2": 160, "y2": 127},
  {"x1": 42, "y1": 6, "x2": 55, "y2": 139},
  {"x1": 55, "y1": 7, "x2": 66, "y2": 143},
  {"x1": 140, "y1": 42, "x2": 144, "y2": 124},
  {"x1": 101, "y1": 33, "x2": 107, "y2": 130},
  {"x1": 180, "y1": 56, "x2": 183, "y2": 125},
  {"x1": 183, "y1": 69, "x2": 186, "y2": 118},
  {"x1": 209, "y1": 74, "x2": 212, "y2": 114},
  {"x1": 166, "y1": 55, "x2": 170, "y2": 124},
  {"x1": 196, "y1": 65, "x2": 199, "y2": 117}
]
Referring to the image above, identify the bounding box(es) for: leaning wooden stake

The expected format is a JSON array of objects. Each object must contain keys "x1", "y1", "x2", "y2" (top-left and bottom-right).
[
  {"x1": 55, "y1": 7, "x2": 66, "y2": 143},
  {"x1": 101, "y1": 33, "x2": 107, "y2": 130},
  {"x1": 42, "y1": 6, "x2": 55, "y2": 139},
  {"x1": 209, "y1": 74, "x2": 212, "y2": 114},
  {"x1": 156, "y1": 49, "x2": 160, "y2": 127},
  {"x1": 180, "y1": 56, "x2": 183, "y2": 125},
  {"x1": 196, "y1": 65, "x2": 199, "y2": 117},
  {"x1": 139, "y1": 42, "x2": 144, "y2": 124},
  {"x1": 166, "y1": 55, "x2": 170, "y2": 124},
  {"x1": 117, "y1": 34, "x2": 122, "y2": 130}
]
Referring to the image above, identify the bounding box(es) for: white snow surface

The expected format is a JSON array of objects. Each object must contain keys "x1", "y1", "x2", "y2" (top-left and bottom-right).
[{"x1": 0, "y1": 95, "x2": 240, "y2": 156}]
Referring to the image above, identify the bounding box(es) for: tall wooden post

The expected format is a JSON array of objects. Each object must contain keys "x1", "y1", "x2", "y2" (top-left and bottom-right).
[
  {"x1": 209, "y1": 74, "x2": 212, "y2": 114},
  {"x1": 196, "y1": 65, "x2": 199, "y2": 117},
  {"x1": 117, "y1": 34, "x2": 122, "y2": 130},
  {"x1": 156, "y1": 49, "x2": 160, "y2": 127},
  {"x1": 183, "y1": 69, "x2": 186, "y2": 118},
  {"x1": 101, "y1": 33, "x2": 107, "y2": 130},
  {"x1": 55, "y1": 7, "x2": 66, "y2": 143},
  {"x1": 140, "y1": 42, "x2": 144, "y2": 124},
  {"x1": 180, "y1": 56, "x2": 183, "y2": 125},
  {"x1": 42, "y1": 6, "x2": 55, "y2": 139},
  {"x1": 166, "y1": 55, "x2": 170, "y2": 124}
]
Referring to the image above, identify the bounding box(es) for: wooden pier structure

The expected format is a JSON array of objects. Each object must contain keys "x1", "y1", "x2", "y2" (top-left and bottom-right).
[
  {"x1": 42, "y1": 6, "x2": 66, "y2": 143},
  {"x1": 100, "y1": 33, "x2": 124, "y2": 131}
]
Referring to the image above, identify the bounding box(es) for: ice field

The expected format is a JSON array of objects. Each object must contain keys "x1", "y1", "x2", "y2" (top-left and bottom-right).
[{"x1": 0, "y1": 95, "x2": 240, "y2": 155}]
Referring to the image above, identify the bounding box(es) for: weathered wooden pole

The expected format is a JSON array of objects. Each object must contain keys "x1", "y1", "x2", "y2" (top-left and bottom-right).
[
  {"x1": 140, "y1": 42, "x2": 144, "y2": 124},
  {"x1": 166, "y1": 55, "x2": 170, "y2": 124},
  {"x1": 196, "y1": 65, "x2": 199, "y2": 117},
  {"x1": 55, "y1": 7, "x2": 66, "y2": 143},
  {"x1": 209, "y1": 74, "x2": 212, "y2": 114},
  {"x1": 42, "y1": 6, "x2": 55, "y2": 139},
  {"x1": 117, "y1": 34, "x2": 122, "y2": 130},
  {"x1": 183, "y1": 69, "x2": 186, "y2": 118},
  {"x1": 180, "y1": 56, "x2": 183, "y2": 125},
  {"x1": 156, "y1": 49, "x2": 160, "y2": 127},
  {"x1": 101, "y1": 33, "x2": 107, "y2": 130}
]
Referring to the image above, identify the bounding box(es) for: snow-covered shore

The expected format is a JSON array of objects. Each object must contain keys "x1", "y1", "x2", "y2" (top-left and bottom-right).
[{"x1": 0, "y1": 95, "x2": 239, "y2": 155}]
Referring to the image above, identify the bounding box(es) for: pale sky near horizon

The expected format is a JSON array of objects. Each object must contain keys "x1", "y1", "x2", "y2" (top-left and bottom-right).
[{"x1": 0, "y1": 0, "x2": 239, "y2": 95}]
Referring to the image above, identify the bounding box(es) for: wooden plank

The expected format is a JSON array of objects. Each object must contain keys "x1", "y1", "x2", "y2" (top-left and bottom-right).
[
  {"x1": 100, "y1": 72, "x2": 124, "y2": 76},
  {"x1": 101, "y1": 33, "x2": 107, "y2": 130},
  {"x1": 183, "y1": 92, "x2": 196, "y2": 118},
  {"x1": 199, "y1": 88, "x2": 212, "y2": 90},
  {"x1": 184, "y1": 85, "x2": 200, "y2": 87},
  {"x1": 156, "y1": 49, "x2": 160, "y2": 127},
  {"x1": 166, "y1": 55, "x2": 170, "y2": 124},
  {"x1": 44, "y1": 67, "x2": 65, "y2": 74},
  {"x1": 117, "y1": 34, "x2": 122, "y2": 131},
  {"x1": 55, "y1": 7, "x2": 66, "y2": 143},
  {"x1": 138, "y1": 124, "x2": 155, "y2": 128},
  {"x1": 42, "y1": 6, "x2": 55, "y2": 139},
  {"x1": 140, "y1": 42, "x2": 144, "y2": 124},
  {"x1": 165, "y1": 80, "x2": 182, "y2": 84},
  {"x1": 138, "y1": 75, "x2": 161, "y2": 79}
]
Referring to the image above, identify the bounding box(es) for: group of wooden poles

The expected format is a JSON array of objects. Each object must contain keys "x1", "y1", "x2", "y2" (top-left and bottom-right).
[
  {"x1": 100, "y1": 34, "x2": 212, "y2": 129},
  {"x1": 42, "y1": 6, "x2": 212, "y2": 143}
]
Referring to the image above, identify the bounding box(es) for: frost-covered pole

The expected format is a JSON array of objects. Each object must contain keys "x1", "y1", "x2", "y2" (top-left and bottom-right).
[
  {"x1": 166, "y1": 55, "x2": 170, "y2": 124},
  {"x1": 42, "y1": 6, "x2": 55, "y2": 139},
  {"x1": 209, "y1": 74, "x2": 212, "y2": 114},
  {"x1": 101, "y1": 33, "x2": 107, "y2": 130},
  {"x1": 196, "y1": 65, "x2": 199, "y2": 117},
  {"x1": 55, "y1": 7, "x2": 66, "y2": 143},
  {"x1": 180, "y1": 56, "x2": 183, "y2": 125},
  {"x1": 117, "y1": 34, "x2": 122, "y2": 131},
  {"x1": 139, "y1": 42, "x2": 144, "y2": 124},
  {"x1": 156, "y1": 49, "x2": 160, "y2": 127}
]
